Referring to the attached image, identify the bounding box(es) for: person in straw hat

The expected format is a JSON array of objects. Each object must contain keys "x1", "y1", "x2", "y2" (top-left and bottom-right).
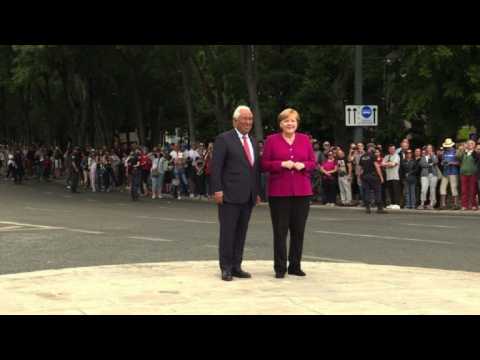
[{"x1": 438, "y1": 138, "x2": 460, "y2": 210}]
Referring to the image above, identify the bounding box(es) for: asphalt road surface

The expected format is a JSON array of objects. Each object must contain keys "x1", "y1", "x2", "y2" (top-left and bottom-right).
[{"x1": 0, "y1": 178, "x2": 479, "y2": 275}]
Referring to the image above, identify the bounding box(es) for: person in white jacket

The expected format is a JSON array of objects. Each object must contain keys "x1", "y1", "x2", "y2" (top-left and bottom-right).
[
  {"x1": 89, "y1": 151, "x2": 98, "y2": 193},
  {"x1": 151, "y1": 148, "x2": 168, "y2": 199}
]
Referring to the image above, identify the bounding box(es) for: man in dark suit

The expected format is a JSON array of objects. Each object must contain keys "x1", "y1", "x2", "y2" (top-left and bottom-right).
[{"x1": 211, "y1": 106, "x2": 261, "y2": 281}]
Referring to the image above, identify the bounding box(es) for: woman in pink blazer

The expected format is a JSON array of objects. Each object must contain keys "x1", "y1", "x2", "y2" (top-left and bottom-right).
[{"x1": 261, "y1": 109, "x2": 316, "y2": 278}]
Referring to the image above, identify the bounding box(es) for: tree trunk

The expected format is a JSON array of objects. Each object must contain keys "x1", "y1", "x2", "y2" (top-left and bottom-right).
[
  {"x1": 191, "y1": 48, "x2": 231, "y2": 134},
  {"x1": 132, "y1": 79, "x2": 145, "y2": 146},
  {"x1": 0, "y1": 86, "x2": 7, "y2": 141},
  {"x1": 331, "y1": 68, "x2": 350, "y2": 147},
  {"x1": 150, "y1": 105, "x2": 163, "y2": 147},
  {"x1": 20, "y1": 86, "x2": 32, "y2": 144},
  {"x1": 214, "y1": 92, "x2": 230, "y2": 133},
  {"x1": 87, "y1": 77, "x2": 96, "y2": 146},
  {"x1": 242, "y1": 45, "x2": 264, "y2": 140},
  {"x1": 181, "y1": 60, "x2": 196, "y2": 144}
]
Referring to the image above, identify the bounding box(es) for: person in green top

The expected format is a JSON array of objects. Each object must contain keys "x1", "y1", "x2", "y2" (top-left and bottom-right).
[{"x1": 456, "y1": 140, "x2": 479, "y2": 210}]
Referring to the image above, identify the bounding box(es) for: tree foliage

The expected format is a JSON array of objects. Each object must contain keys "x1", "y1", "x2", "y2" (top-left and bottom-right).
[{"x1": 0, "y1": 45, "x2": 478, "y2": 148}]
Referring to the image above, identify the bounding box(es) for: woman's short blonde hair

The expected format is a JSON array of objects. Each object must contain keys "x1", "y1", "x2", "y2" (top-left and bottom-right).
[{"x1": 277, "y1": 108, "x2": 301, "y2": 128}]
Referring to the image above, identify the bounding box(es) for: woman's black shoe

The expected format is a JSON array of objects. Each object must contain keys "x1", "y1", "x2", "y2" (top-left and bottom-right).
[
  {"x1": 288, "y1": 269, "x2": 306, "y2": 276},
  {"x1": 275, "y1": 272, "x2": 286, "y2": 279}
]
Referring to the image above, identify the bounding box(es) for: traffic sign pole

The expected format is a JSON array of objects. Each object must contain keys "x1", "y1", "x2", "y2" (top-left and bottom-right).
[{"x1": 353, "y1": 45, "x2": 363, "y2": 143}]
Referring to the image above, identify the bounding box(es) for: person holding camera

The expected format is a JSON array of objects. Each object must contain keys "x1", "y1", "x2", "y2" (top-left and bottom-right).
[{"x1": 418, "y1": 144, "x2": 439, "y2": 210}]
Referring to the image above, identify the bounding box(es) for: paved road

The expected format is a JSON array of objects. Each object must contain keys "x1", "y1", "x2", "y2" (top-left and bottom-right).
[{"x1": 0, "y1": 178, "x2": 479, "y2": 275}]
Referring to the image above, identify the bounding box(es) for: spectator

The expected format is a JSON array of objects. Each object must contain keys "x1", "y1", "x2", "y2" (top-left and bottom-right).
[
  {"x1": 139, "y1": 148, "x2": 152, "y2": 196},
  {"x1": 43, "y1": 154, "x2": 52, "y2": 181},
  {"x1": 382, "y1": 145, "x2": 401, "y2": 209},
  {"x1": 7, "y1": 153, "x2": 15, "y2": 180},
  {"x1": 351, "y1": 142, "x2": 366, "y2": 206},
  {"x1": 397, "y1": 139, "x2": 410, "y2": 208},
  {"x1": 151, "y1": 148, "x2": 168, "y2": 200},
  {"x1": 170, "y1": 145, "x2": 189, "y2": 200},
  {"x1": 320, "y1": 151, "x2": 338, "y2": 206},
  {"x1": 401, "y1": 149, "x2": 418, "y2": 209},
  {"x1": 203, "y1": 143, "x2": 214, "y2": 199},
  {"x1": 53, "y1": 146, "x2": 62, "y2": 179},
  {"x1": 457, "y1": 140, "x2": 479, "y2": 211},
  {"x1": 103, "y1": 152, "x2": 115, "y2": 192},
  {"x1": 396, "y1": 139, "x2": 410, "y2": 160},
  {"x1": 128, "y1": 149, "x2": 142, "y2": 201},
  {"x1": 258, "y1": 140, "x2": 267, "y2": 202},
  {"x1": 359, "y1": 144, "x2": 387, "y2": 214},
  {"x1": 111, "y1": 151, "x2": 121, "y2": 187},
  {"x1": 89, "y1": 150, "x2": 98, "y2": 193},
  {"x1": 311, "y1": 141, "x2": 323, "y2": 203},
  {"x1": 476, "y1": 142, "x2": 480, "y2": 198},
  {"x1": 438, "y1": 138, "x2": 460, "y2": 210},
  {"x1": 418, "y1": 144, "x2": 439, "y2": 210},
  {"x1": 69, "y1": 148, "x2": 81, "y2": 193},
  {"x1": 322, "y1": 141, "x2": 331, "y2": 157},
  {"x1": 336, "y1": 148, "x2": 352, "y2": 206},
  {"x1": 374, "y1": 147, "x2": 386, "y2": 207},
  {"x1": 193, "y1": 155, "x2": 206, "y2": 199}
]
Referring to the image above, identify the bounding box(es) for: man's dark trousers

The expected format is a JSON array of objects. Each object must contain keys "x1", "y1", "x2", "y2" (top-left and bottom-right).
[
  {"x1": 362, "y1": 174, "x2": 382, "y2": 207},
  {"x1": 218, "y1": 200, "x2": 254, "y2": 272}
]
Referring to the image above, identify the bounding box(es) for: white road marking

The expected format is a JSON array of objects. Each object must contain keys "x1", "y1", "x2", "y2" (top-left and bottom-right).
[
  {"x1": 0, "y1": 221, "x2": 62, "y2": 230},
  {"x1": 0, "y1": 226, "x2": 25, "y2": 232},
  {"x1": 309, "y1": 217, "x2": 356, "y2": 221},
  {"x1": 0, "y1": 228, "x2": 59, "y2": 233},
  {"x1": 67, "y1": 229, "x2": 105, "y2": 235},
  {"x1": 128, "y1": 236, "x2": 175, "y2": 243},
  {"x1": 25, "y1": 207, "x2": 72, "y2": 213},
  {"x1": 314, "y1": 230, "x2": 454, "y2": 245},
  {"x1": 136, "y1": 216, "x2": 216, "y2": 224},
  {"x1": 303, "y1": 255, "x2": 364, "y2": 264},
  {"x1": 400, "y1": 223, "x2": 458, "y2": 229}
]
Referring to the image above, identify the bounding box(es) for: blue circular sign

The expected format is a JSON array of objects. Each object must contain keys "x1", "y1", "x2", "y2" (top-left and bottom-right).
[{"x1": 361, "y1": 106, "x2": 372, "y2": 118}]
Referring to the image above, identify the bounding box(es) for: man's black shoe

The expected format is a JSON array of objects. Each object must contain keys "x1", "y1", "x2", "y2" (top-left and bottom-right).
[
  {"x1": 232, "y1": 269, "x2": 252, "y2": 279},
  {"x1": 275, "y1": 273, "x2": 286, "y2": 279},
  {"x1": 221, "y1": 270, "x2": 233, "y2": 282},
  {"x1": 288, "y1": 269, "x2": 306, "y2": 277}
]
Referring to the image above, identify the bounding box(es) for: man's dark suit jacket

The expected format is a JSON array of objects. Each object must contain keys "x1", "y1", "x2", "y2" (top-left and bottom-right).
[{"x1": 211, "y1": 129, "x2": 261, "y2": 205}]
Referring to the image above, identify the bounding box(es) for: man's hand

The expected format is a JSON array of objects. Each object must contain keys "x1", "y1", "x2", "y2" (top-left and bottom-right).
[
  {"x1": 281, "y1": 160, "x2": 295, "y2": 170},
  {"x1": 214, "y1": 191, "x2": 224, "y2": 205},
  {"x1": 294, "y1": 162, "x2": 305, "y2": 171}
]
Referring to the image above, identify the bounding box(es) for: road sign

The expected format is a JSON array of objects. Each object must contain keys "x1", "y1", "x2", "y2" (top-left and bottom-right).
[{"x1": 346, "y1": 105, "x2": 378, "y2": 127}]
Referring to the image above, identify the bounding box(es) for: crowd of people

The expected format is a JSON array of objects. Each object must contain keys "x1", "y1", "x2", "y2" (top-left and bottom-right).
[
  {"x1": 0, "y1": 142, "x2": 215, "y2": 201},
  {"x1": 309, "y1": 137, "x2": 480, "y2": 211},
  {"x1": 1, "y1": 136, "x2": 480, "y2": 210}
]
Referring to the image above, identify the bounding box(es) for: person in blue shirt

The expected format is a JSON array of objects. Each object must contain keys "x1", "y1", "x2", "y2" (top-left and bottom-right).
[{"x1": 438, "y1": 138, "x2": 460, "y2": 210}]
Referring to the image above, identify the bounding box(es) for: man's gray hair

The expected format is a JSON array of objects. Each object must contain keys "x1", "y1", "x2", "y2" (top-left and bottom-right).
[{"x1": 233, "y1": 106, "x2": 252, "y2": 120}]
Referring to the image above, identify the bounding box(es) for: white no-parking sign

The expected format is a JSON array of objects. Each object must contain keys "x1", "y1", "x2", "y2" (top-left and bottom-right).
[{"x1": 345, "y1": 105, "x2": 378, "y2": 127}]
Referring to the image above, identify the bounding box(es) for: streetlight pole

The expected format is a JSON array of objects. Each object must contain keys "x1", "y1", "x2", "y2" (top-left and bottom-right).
[{"x1": 353, "y1": 45, "x2": 363, "y2": 143}]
